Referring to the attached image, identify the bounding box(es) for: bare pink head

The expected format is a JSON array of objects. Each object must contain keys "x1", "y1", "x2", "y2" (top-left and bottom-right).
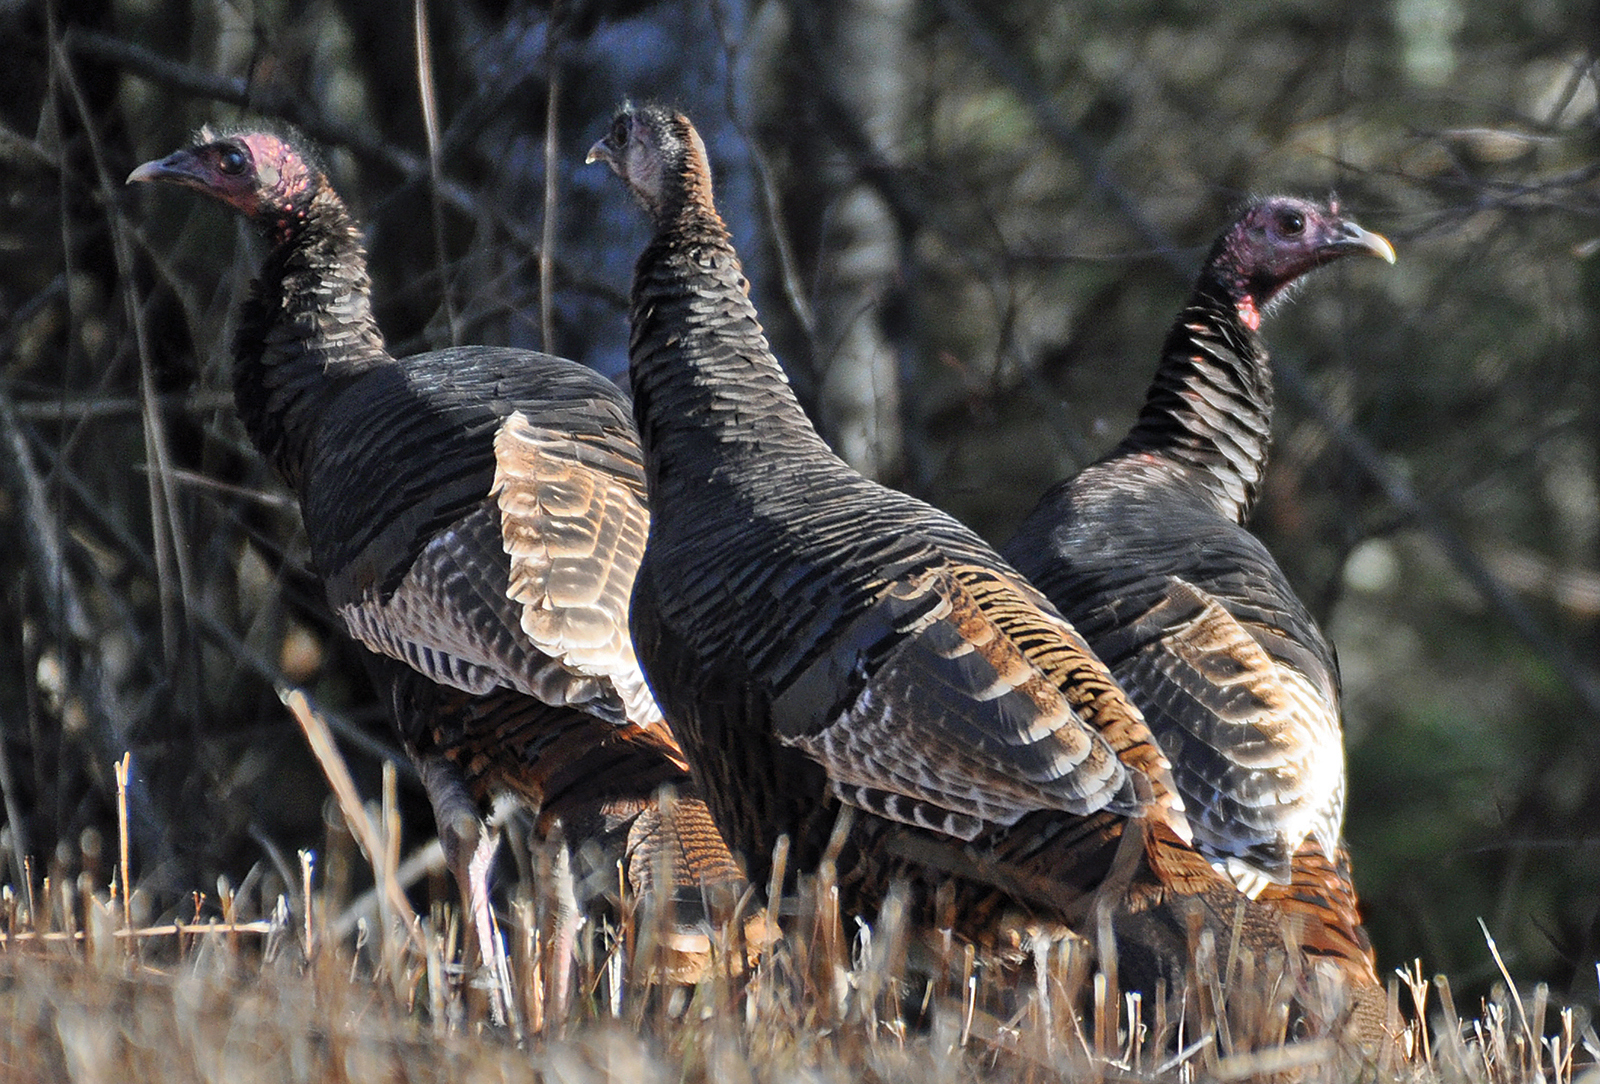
[
  {"x1": 128, "y1": 127, "x2": 323, "y2": 242},
  {"x1": 1207, "y1": 196, "x2": 1395, "y2": 330}
]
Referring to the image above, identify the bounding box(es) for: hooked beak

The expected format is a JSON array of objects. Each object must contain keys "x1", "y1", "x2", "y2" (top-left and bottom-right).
[
  {"x1": 1333, "y1": 220, "x2": 1396, "y2": 264},
  {"x1": 585, "y1": 139, "x2": 613, "y2": 168},
  {"x1": 126, "y1": 149, "x2": 207, "y2": 189}
]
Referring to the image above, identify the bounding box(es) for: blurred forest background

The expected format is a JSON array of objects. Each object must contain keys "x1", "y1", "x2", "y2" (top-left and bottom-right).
[{"x1": 1, "y1": 0, "x2": 1596, "y2": 1011}]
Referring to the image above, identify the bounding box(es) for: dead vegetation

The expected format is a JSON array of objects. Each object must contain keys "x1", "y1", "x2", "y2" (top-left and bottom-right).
[
  {"x1": 1, "y1": 871, "x2": 1592, "y2": 1082},
  {"x1": 2, "y1": 701, "x2": 1595, "y2": 1084}
]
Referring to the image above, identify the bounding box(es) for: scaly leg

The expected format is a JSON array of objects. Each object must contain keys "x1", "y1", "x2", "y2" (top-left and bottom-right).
[
  {"x1": 465, "y1": 819, "x2": 519, "y2": 1034},
  {"x1": 535, "y1": 831, "x2": 579, "y2": 1027},
  {"x1": 419, "y1": 757, "x2": 519, "y2": 1033}
]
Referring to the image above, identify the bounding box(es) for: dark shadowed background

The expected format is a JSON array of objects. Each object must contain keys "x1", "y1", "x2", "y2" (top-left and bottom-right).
[{"x1": 1, "y1": 0, "x2": 1596, "y2": 1007}]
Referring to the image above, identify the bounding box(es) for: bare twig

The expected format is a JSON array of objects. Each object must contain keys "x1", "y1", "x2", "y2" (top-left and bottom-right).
[
  {"x1": 0, "y1": 920, "x2": 279, "y2": 945},
  {"x1": 331, "y1": 838, "x2": 445, "y2": 941},
  {"x1": 10, "y1": 402, "x2": 409, "y2": 773},
  {"x1": 0, "y1": 708, "x2": 30, "y2": 881},
  {"x1": 0, "y1": 118, "x2": 64, "y2": 172},
  {"x1": 1274, "y1": 356, "x2": 1600, "y2": 727},
  {"x1": 278, "y1": 686, "x2": 427, "y2": 958},
  {"x1": 414, "y1": 0, "x2": 459, "y2": 345},
  {"x1": 7, "y1": 390, "x2": 237, "y2": 421},
  {"x1": 115, "y1": 753, "x2": 132, "y2": 935},
  {"x1": 935, "y1": 0, "x2": 1181, "y2": 268},
  {"x1": 301, "y1": 848, "x2": 315, "y2": 959},
  {"x1": 136, "y1": 464, "x2": 299, "y2": 511},
  {"x1": 709, "y1": 0, "x2": 818, "y2": 344},
  {"x1": 539, "y1": 5, "x2": 562, "y2": 355},
  {"x1": 0, "y1": 381, "x2": 169, "y2": 871},
  {"x1": 51, "y1": 32, "x2": 195, "y2": 676}
]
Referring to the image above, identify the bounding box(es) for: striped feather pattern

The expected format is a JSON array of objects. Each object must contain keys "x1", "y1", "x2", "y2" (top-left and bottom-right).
[
  {"x1": 376, "y1": 657, "x2": 743, "y2": 908},
  {"x1": 133, "y1": 128, "x2": 746, "y2": 947},
  {"x1": 233, "y1": 187, "x2": 388, "y2": 491},
  {"x1": 599, "y1": 104, "x2": 1185, "y2": 938},
  {"x1": 301, "y1": 348, "x2": 651, "y2": 725},
  {"x1": 1005, "y1": 199, "x2": 1388, "y2": 894},
  {"x1": 1130, "y1": 303, "x2": 1272, "y2": 521},
  {"x1": 494, "y1": 409, "x2": 657, "y2": 726},
  {"x1": 598, "y1": 126, "x2": 1387, "y2": 1039},
  {"x1": 1001, "y1": 198, "x2": 1391, "y2": 1004}
]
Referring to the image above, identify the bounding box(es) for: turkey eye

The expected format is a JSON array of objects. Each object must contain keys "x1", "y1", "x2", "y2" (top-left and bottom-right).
[
  {"x1": 1278, "y1": 210, "x2": 1305, "y2": 234},
  {"x1": 218, "y1": 147, "x2": 248, "y2": 175}
]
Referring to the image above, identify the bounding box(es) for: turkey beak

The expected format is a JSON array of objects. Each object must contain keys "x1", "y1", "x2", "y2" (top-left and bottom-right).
[
  {"x1": 126, "y1": 149, "x2": 208, "y2": 190},
  {"x1": 592, "y1": 139, "x2": 620, "y2": 174},
  {"x1": 1333, "y1": 221, "x2": 1396, "y2": 264}
]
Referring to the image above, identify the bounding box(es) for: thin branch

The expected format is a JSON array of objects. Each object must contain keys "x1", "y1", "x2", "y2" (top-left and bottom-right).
[
  {"x1": 52, "y1": 34, "x2": 194, "y2": 675},
  {"x1": 935, "y1": 0, "x2": 1182, "y2": 269},
  {"x1": 7, "y1": 389, "x2": 237, "y2": 421},
  {"x1": 0, "y1": 920, "x2": 280, "y2": 945},
  {"x1": 0, "y1": 118, "x2": 64, "y2": 172},
  {"x1": 0, "y1": 706, "x2": 31, "y2": 882},
  {"x1": 0, "y1": 379, "x2": 169, "y2": 870},
  {"x1": 414, "y1": 0, "x2": 459, "y2": 345},
  {"x1": 1276, "y1": 357, "x2": 1600, "y2": 728},
  {"x1": 709, "y1": 0, "x2": 817, "y2": 344},
  {"x1": 13, "y1": 409, "x2": 408, "y2": 775},
  {"x1": 331, "y1": 837, "x2": 445, "y2": 941},
  {"x1": 279, "y1": 686, "x2": 428, "y2": 957},
  {"x1": 539, "y1": 7, "x2": 562, "y2": 355},
  {"x1": 138, "y1": 464, "x2": 299, "y2": 511}
]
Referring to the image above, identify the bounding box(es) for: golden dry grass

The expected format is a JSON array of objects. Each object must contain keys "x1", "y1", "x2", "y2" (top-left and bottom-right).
[
  {"x1": 1, "y1": 879, "x2": 1589, "y2": 1084},
  {"x1": 1, "y1": 696, "x2": 1592, "y2": 1084}
]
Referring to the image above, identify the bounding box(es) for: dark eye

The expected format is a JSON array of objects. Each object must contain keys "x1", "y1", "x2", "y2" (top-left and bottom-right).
[
  {"x1": 611, "y1": 114, "x2": 630, "y2": 145},
  {"x1": 1277, "y1": 209, "x2": 1305, "y2": 235},
  {"x1": 218, "y1": 146, "x2": 248, "y2": 175}
]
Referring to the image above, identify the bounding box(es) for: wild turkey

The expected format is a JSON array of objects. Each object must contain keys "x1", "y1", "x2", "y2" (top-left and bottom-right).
[
  {"x1": 1001, "y1": 198, "x2": 1392, "y2": 905},
  {"x1": 127, "y1": 126, "x2": 744, "y2": 1015},
  {"x1": 589, "y1": 105, "x2": 1386, "y2": 1033}
]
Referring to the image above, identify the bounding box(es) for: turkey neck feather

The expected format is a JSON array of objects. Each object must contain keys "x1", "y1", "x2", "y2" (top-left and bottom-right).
[
  {"x1": 233, "y1": 182, "x2": 388, "y2": 490},
  {"x1": 627, "y1": 206, "x2": 834, "y2": 490},
  {"x1": 1112, "y1": 271, "x2": 1273, "y2": 524}
]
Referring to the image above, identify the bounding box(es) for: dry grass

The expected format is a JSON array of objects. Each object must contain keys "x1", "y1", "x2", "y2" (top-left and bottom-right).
[
  {"x1": 2, "y1": 693, "x2": 1594, "y2": 1084},
  {"x1": 1, "y1": 887, "x2": 1590, "y2": 1084}
]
